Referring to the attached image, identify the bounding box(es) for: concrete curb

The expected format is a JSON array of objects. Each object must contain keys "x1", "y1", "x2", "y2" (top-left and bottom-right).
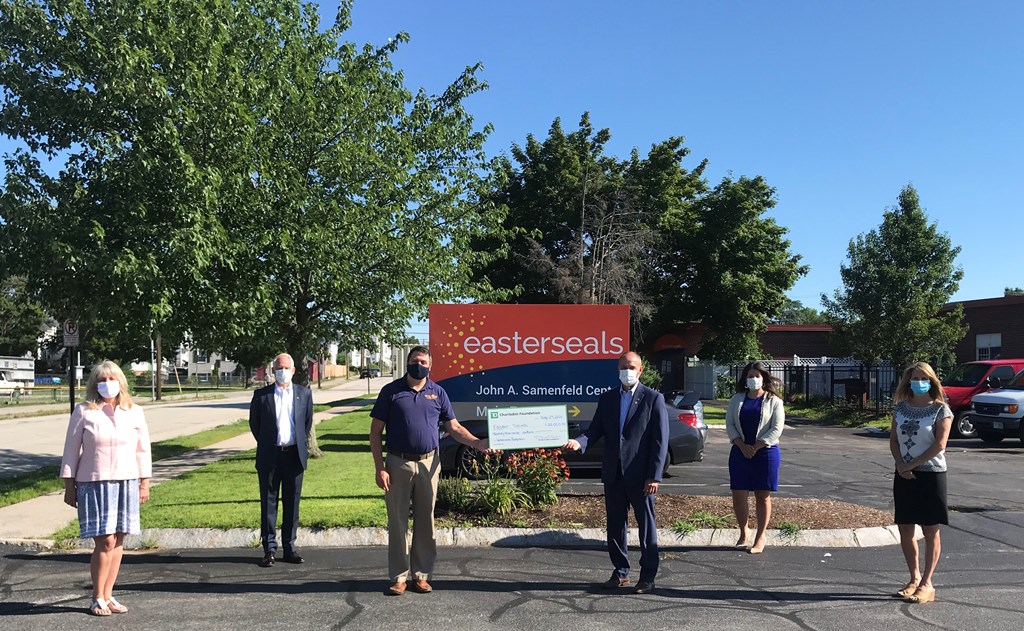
[{"x1": 6, "y1": 524, "x2": 913, "y2": 552}]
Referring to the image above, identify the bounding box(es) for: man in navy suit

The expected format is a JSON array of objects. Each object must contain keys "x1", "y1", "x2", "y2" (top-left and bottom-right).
[
  {"x1": 249, "y1": 353, "x2": 314, "y2": 567},
  {"x1": 565, "y1": 351, "x2": 669, "y2": 594}
]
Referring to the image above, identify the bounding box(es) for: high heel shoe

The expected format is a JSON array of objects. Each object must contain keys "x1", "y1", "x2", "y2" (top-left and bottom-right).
[
  {"x1": 906, "y1": 584, "x2": 935, "y2": 604},
  {"x1": 896, "y1": 579, "x2": 919, "y2": 598},
  {"x1": 748, "y1": 539, "x2": 766, "y2": 554}
]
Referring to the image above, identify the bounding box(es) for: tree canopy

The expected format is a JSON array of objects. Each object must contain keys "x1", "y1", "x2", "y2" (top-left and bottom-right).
[
  {"x1": 474, "y1": 113, "x2": 704, "y2": 332},
  {"x1": 822, "y1": 184, "x2": 965, "y2": 366},
  {"x1": 0, "y1": 276, "x2": 47, "y2": 356},
  {"x1": 656, "y1": 176, "x2": 807, "y2": 360},
  {"x1": 771, "y1": 298, "x2": 827, "y2": 325},
  {"x1": 474, "y1": 115, "x2": 806, "y2": 361},
  {"x1": 0, "y1": 0, "x2": 505, "y2": 382}
]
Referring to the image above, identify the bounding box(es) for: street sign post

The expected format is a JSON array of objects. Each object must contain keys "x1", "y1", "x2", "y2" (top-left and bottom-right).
[{"x1": 64, "y1": 320, "x2": 78, "y2": 414}]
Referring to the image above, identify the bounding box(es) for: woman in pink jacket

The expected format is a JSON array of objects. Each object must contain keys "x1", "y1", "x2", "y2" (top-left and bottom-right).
[{"x1": 61, "y1": 361, "x2": 152, "y2": 616}]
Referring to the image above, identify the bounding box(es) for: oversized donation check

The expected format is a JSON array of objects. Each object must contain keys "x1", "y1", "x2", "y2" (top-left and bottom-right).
[{"x1": 486, "y1": 405, "x2": 569, "y2": 450}]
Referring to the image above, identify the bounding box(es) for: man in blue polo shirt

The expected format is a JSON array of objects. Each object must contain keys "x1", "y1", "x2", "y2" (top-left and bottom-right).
[{"x1": 369, "y1": 345, "x2": 489, "y2": 596}]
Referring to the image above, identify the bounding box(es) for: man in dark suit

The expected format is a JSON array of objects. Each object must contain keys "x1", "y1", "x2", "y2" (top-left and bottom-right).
[
  {"x1": 565, "y1": 351, "x2": 669, "y2": 594},
  {"x1": 249, "y1": 352, "x2": 314, "y2": 567}
]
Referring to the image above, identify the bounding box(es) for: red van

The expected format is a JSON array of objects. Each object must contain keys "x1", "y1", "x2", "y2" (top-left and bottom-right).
[{"x1": 942, "y1": 359, "x2": 1024, "y2": 438}]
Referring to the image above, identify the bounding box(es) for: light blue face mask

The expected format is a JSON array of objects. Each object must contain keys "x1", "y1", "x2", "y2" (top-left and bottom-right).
[{"x1": 910, "y1": 379, "x2": 931, "y2": 395}]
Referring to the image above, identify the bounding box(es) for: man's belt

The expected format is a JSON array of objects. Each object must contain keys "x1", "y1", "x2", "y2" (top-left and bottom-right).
[
  {"x1": 277, "y1": 444, "x2": 297, "y2": 451},
  {"x1": 389, "y1": 451, "x2": 434, "y2": 462}
]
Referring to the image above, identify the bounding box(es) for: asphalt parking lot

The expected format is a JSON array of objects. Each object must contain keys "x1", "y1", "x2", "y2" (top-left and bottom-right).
[
  {"x1": 562, "y1": 423, "x2": 1024, "y2": 513},
  {"x1": 2, "y1": 417, "x2": 1021, "y2": 629},
  {"x1": 2, "y1": 511, "x2": 1023, "y2": 631}
]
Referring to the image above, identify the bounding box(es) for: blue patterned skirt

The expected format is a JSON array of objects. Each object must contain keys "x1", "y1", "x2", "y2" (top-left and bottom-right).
[{"x1": 77, "y1": 479, "x2": 141, "y2": 538}]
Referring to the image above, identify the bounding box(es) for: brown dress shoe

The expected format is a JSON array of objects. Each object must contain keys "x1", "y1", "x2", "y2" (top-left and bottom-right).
[
  {"x1": 602, "y1": 575, "x2": 631, "y2": 589},
  {"x1": 408, "y1": 579, "x2": 433, "y2": 593},
  {"x1": 385, "y1": 581, "x2": 407, "y2": 596}
]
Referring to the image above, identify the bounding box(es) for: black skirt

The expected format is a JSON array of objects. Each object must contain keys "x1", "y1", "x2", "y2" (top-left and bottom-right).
[{"x1": 893, "y1": 470, "x2": 948, "y2": 526}]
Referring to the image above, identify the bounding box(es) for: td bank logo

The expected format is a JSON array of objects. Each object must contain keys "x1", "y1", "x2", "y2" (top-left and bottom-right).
[{"x1": 490, "y1": 411, "x2": 499, "y2": 419}]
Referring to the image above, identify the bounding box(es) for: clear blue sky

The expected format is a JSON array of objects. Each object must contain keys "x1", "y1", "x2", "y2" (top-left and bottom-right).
[
  {"x1": 3, "y1": 1, "x2": 1020, "y2": 317},
  {"x1": 331, "y1": 0, "x2": 1024, "y2": 309}
]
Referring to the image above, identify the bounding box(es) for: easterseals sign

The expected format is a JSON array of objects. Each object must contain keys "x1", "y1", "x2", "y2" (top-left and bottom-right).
[{"x1": 428, "y1": 304, "x2": 630, "y2": 421}]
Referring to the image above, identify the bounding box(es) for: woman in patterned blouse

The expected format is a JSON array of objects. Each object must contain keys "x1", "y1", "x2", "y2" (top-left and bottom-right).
[{"x1": 889, "y1": 362, "x2": 952, "y2": 605}]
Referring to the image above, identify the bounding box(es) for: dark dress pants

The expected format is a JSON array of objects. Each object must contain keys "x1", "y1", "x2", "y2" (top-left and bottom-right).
[
  {"x1": 604, "y1": 476, "x2": 659, "y2": 582},
  {"x1": 258, "y1": 447, "x2": 304, "y2": 555}
]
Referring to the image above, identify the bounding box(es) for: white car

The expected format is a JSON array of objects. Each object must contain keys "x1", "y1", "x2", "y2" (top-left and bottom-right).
[
  {"x1": 970, "y1": 370, "x2": 1024, "y2": 445},
  {"x1": 0, "y1": 371, "x2": 25, "y2": 402}
]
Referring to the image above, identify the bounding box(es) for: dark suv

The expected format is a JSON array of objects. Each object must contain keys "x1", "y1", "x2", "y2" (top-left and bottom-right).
[
  {"x1": 360, "y1": 367, "x2": 381, "y2": 378},
  {"x1": 942, "y1": 359, "x2": 1024, "y2": 438}
]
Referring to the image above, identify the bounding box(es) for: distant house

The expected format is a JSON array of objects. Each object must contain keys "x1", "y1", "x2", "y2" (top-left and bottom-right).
[{"x1": 942, "y1": 295, "x2": 1024, "y2": 363}]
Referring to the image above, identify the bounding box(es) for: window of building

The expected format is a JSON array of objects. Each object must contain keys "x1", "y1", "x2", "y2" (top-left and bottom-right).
[
  {"x1": 198, "y1": 373, "x2": 210, "y2": 383},
  {"x1": 976, "y1": 333, "x2": 1002, "y2": 360},
  {"x1": 195, "y1": 349, "x2": 208, "y2": 363}
]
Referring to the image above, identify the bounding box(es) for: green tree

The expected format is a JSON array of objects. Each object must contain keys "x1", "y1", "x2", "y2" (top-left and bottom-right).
[
  {"x1": 657, "y1": 176, "x2": 807, "y2": 361},
  {"x1": 187, "y1": 2, "x2": 507, "y2": 384},
  {"x1": 0, "y1": 0, "x2": 506, "y2": 394},
  {"x1": 772, "y1": 298, "x2": 827, "y2": 325},
  {"x1": 1004, "y1": 287, "x2": 1024, "y2": 296},
  {"x1": 0, "y1": 0, "x2": 257, "y2": 391},
  {"x1": 475, "y1": 113, "x2": 706, "y2": 339},
  {"x1": 0, "y1": 276, "x2": 47, "y2": 356},
  {"x1": 822, "y1": 184, "x2": 966, "y2": 366}
]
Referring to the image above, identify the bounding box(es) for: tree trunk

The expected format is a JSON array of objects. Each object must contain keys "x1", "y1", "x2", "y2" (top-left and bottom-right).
[{"x1": 155, "y1": 332, "x2": 162, "y2": 401}]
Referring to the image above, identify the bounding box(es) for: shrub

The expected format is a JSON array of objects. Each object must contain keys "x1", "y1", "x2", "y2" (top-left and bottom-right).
[
  {"x1": 437, "y1": 476, "x2": 474, "y2": 512},
  {"x1": 470, "y1": 452, "x2": 530, "y2": 516},
  {"x1": 475, "y1": 478, "x2": 530, "y2": 516},
  {"x1": 506, "y1": 448, "x2": 570, "y2": 508}
]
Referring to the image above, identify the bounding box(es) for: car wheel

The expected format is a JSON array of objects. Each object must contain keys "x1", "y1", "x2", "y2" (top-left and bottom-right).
[
  {"x1": 979, "y1": 431, "x2": 1004, "y2": 444},
  {"x1": 456, "y1": 445, "x2": 486, "y2": 479},
  {"x1": 951, "y1": 411, "x2": 976, "y2": 439},
  {"x1": 662, "y1": 450, "x2": 673, "y2": 478}
]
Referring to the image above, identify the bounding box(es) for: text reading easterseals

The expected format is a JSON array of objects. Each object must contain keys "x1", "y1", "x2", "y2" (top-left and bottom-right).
[{"x1": 462, "y1": 331, "x2": 625, "y2": 356}]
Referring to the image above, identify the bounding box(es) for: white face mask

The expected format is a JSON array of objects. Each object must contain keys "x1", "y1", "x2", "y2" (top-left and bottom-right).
[
  {"x1": 274, "y1": 368, "x2": 293, "y2": 385},
  {"x1": 97, "y1": 379, "x2": 120, "y2": 400},
  {"x1": 746, "y1": 376, "x2": 763, "y2": 391},
  {"x1": 619, "y1": 369, "x2": 639, "y2": 387}
]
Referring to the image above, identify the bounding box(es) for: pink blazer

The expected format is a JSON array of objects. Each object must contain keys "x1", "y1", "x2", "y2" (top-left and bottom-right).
[{"x1": 60, "y1": 402, "x2": 153, "y2": 482}]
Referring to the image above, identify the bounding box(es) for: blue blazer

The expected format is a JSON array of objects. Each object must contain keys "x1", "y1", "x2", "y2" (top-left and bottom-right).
[
  {"x1": 583, "y1": 382, "x2": 669, "y2": 486},
  {"x1": 249, "y1": 383, "x2": 314, "y2": 471}
]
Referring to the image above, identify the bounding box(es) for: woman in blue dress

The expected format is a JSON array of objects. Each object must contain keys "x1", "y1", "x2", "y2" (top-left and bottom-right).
[{"x1": 726, "y1": 362, "x2": 785, "y2": 554}]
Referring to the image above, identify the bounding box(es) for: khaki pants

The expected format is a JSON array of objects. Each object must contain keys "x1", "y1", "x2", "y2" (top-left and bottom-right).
[{"x1": 385, "y1": 452, "x2": 440, "y2": 582}]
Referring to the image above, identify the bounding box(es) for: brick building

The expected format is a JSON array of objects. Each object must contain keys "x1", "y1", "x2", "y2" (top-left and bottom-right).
[
  {"x1": 943, "y1": 295, "x2": 1024, "y2": 363},
  {"x1": 642, "y1": 323, "x2": 835, "y2": 392}
]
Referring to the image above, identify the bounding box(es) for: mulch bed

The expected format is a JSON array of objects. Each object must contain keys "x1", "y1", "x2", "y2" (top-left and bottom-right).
[{"x1": 438, "y1": 494, "x2": 893, "y2": 530}]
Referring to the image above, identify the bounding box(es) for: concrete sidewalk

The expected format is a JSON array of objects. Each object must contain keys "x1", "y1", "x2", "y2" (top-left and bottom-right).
[{"x1": 0, "y1": 396, "x2": 376, "y2": 545}]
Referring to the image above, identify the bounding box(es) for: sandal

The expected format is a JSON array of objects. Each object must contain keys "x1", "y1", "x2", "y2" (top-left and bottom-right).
[
  {"x1": 906, "y1": 584, "x2": 936, "y2": 604},
  {"x1": 89, "y1": 599, "x2": 111, "y2": 616},
  {"x1": 107, "y1": 597, "x2": 128, "y2": 614},
  {"x1": 896, "y1": 579, "x2": 919, "y2": 598}
]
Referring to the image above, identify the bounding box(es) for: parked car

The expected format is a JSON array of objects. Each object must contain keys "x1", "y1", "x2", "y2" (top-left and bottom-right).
[
  {"x1": 941, "y1": 359, "x2": 1024, "y2": 438},
  {"x1": 439, "y1": 389, "x2": 708, "y2": 478},
  {"x1": 360, "y1": 367, "x2": 381, "y2": 378},
  {"x1": 969, "y1": 368, "x2": 1024, "y2": 445},
  {"x1": 0, "y1": 371, "x2": 25, "y2": 402}
]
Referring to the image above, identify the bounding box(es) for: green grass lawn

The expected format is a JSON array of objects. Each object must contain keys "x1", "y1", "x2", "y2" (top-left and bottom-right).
[
  {"x1": 785, "y1": 401, "x2": 891, "y2": 429},
  {"x1": 0, "y1": 419, "x2": 250, "y2": 509},
  {"x1": 702, "y1": 406, "x2": 726, "y2": 425},
  {"x1": 108, "y1": 408, "x2": 384, "y2": 532}
]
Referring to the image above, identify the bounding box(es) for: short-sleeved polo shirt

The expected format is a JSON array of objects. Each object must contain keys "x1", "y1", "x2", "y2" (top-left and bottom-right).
[{"x1": 370, "y1": 377, "x2": 456, "y2": 454}]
